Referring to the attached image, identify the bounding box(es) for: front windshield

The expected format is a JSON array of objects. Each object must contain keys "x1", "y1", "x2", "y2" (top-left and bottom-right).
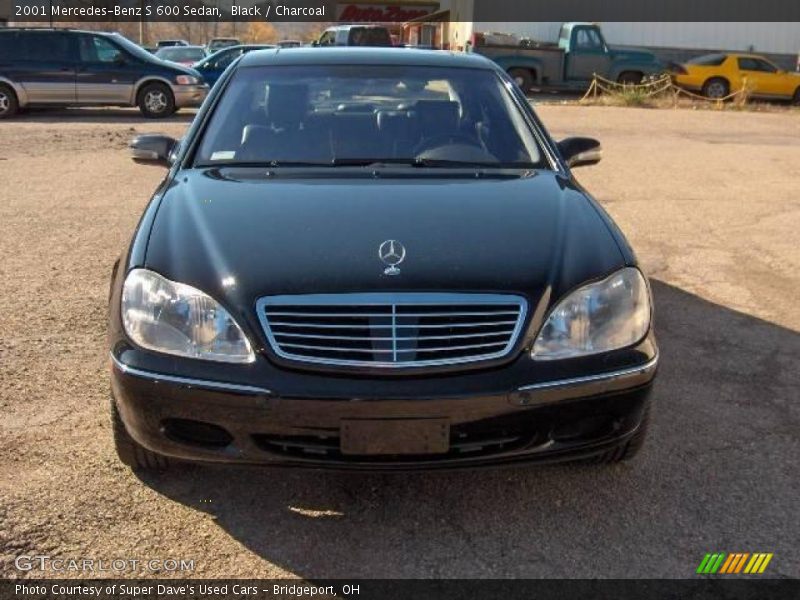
[
  {"x1": 195, "y1": 64, "x2": 544, "y2": 168},
  {"x1": 112, "y1": 33, "x2": 161, "y2": 63},
  {"x1": 156, "y1": 47, "x2": 205, "y2": 62}
]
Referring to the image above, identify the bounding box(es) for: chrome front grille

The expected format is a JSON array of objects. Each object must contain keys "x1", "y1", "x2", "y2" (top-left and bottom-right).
[{"x1": 256, "y1": 293, "x2": 528, "y2": 369}]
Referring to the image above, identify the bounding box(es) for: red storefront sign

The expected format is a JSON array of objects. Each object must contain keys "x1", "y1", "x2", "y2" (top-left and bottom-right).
[{"x1": 336, "y1": 3, "x2": 439, "y2": 22}]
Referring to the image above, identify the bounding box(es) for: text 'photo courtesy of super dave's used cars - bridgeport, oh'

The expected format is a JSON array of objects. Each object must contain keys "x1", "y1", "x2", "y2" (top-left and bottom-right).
[{"x1": 111, "y1": 47, "x2": 657, "y2": 471}]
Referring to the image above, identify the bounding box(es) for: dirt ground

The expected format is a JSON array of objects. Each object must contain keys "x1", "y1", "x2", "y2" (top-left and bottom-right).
[{"x1": 0, "y1": 105, "x2": 798, "y2": 579}]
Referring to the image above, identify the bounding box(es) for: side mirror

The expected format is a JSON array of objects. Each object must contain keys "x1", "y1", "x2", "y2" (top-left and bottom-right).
[
  {"x1": 129, "y1": 134, "x2": 178, "y2": 167},
  {"x1": 557, "y1": 137, "x2": 602, "y2": 168}
]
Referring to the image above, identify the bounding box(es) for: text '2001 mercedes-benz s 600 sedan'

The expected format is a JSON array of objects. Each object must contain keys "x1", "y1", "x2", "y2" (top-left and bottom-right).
[{"x1": 109, "y1": 48, "x2": 658, "y2": 471}]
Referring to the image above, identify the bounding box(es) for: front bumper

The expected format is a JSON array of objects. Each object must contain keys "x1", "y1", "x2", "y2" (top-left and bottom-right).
[
  {"x1": 110, "y1": 348, "x2": 658, "y2": 470},
  {"x1": 171, "y1": 83, "x2": 209, "y2": 108}
]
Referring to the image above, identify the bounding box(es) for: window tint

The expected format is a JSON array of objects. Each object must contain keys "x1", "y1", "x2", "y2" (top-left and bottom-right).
[
  {"x1": 574, "y1": 28, "x2": 603, "y2": 51},
  {"x1": 156, "y1": 47, "x2": 206, "y2": 62},
  {"x1": 738, "y1": 57, "x2": 777, "y2": 73},
  {"x1": 347, "y1": 27, "x2": 392, "y2": 46},
  {"x1": 79, "y1": 35, "x2": 123, "y2": 63},
  {"x1": 212, "y1": 48, "x2": 242, "y2": 70},
  {"x1": 318, "y1": 31, "x2": 336, "y2": 46},
  {"x1": 687, "y1": 54, "x2": 727, "y2": 66},
  {"x1": 112, "y1": 33, "x2": 159, "y2": 63},
  {"x1": 19, "y1": 32, "x2": 77, "y2": 62},
  {"x1": 195, "y1": 65, "x2": 544, "y2": 168}
]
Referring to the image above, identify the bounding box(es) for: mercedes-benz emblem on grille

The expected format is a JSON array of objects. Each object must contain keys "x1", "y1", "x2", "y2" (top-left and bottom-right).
[{"x1": 378, "y1": 240, "x2": 406, "y2": 276}]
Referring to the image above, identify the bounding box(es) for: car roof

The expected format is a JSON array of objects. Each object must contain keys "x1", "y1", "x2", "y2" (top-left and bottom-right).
[
  {"x1": 729, "y1": 53, "x2": 772, "y2": 59},
  {"x1": 199, "y1": 44, "x2": 274, "y2": 60},
  {"x1": 2, "y1": 28, "x2": 122, "y2": 36},
  {"x1": 326, "y1": 24, "x2": 387, "y2": 31},
  {"x1": 239, "y1": 47, "x2": 496, "y2": 70},
  {"x1": 158, "y1": 45, "x2": 205, "y2": 50}
]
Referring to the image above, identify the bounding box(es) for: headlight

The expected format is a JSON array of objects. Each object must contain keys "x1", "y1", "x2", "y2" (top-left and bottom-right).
[
  {"x1": 532, "y1": 267, "x2": 651, "y2": 360},
  {"x1": 175, "y1": 75, "x2": 198, "y2": 85},
  {"x1": 122, "y1": 269, "x2": 255, "y2": 363}
]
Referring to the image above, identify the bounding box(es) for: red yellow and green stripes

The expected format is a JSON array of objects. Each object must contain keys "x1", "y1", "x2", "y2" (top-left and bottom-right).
[{"x1": 697, "y1": 552, "x2": 773, "y2": 574}]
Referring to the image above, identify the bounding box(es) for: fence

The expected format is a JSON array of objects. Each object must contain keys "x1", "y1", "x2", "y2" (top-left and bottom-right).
[{"x1": 581, "y1": 73, "x2": 752, "y2": 107}]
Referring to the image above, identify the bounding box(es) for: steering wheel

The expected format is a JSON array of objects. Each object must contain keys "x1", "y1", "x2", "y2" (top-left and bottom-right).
[{"x1": 414, "y1": 133, "x2": 483, "y2": 155}]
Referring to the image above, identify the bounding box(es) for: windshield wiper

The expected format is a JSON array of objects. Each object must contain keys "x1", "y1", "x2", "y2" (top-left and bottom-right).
[
  {"x1": 201, "y1": 158, "x2": 539, "y2": 169},
  {"x1": 331, "y1": 157, "x2": 538, "y2": 169},
  {"x1": 205, "y1": 160, "x2": 336, "y2": 168}
]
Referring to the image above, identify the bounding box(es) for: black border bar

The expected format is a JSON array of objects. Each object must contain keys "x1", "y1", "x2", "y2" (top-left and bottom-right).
[
  {"x1": 2, "y1": 579, "x2": 799, "y2": 600},
  {"x1": 3, "y1": 0, "x2": 800, "y2": 23}
]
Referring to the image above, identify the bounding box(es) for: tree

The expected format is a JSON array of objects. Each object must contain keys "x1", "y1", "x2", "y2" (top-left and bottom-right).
[{"x1": 244, "y1": 21, "x2": 279, "y2": 44}]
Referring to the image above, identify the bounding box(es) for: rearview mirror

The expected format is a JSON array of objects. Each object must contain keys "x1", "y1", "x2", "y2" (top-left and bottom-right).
[
  {"x1": 129, "y1": 134, "x2": 178, "y2": 167},
  {"x1": 557, "y1": 137, "x2": 602, "y2": 168}
]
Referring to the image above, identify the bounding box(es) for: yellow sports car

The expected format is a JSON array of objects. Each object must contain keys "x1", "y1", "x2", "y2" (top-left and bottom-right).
[{"x1": 672, "y1": 53, "x2": 800, "y2": 102}]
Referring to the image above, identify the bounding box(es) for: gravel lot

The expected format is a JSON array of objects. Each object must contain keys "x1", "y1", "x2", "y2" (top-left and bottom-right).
[{"x1": 1, "y1": 105, "x2": 798, "y2": 579}]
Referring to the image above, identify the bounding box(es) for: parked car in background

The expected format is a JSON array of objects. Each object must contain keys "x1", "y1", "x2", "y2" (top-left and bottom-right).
[
  {"x1": 470, "y1": 22, "x2": 663, "y2": 91},
  {"x1": 671, "y1": 52, "x2": 800, "y2": 102},
  {"x1": 0, "y1": 28, "x2": 208, "y2": 118},
  {"x1": 276, "y1": 40, "x2": 303, "y2": 48},
  {"x1": 155, "y1": 45, "x2": 207, "y2": 67},
  {"x1": 193, "y1": 44, "x2": 275, "y2": 86},
  {"x1": 313, "y1": 25, "x2": 393, "y2": 47},
  {"x1": 207, "y1": 37, "x2": 240, "y2": 53},
  {"x1": 112, "y1": 48, "x2": 657, "y2": 472},
  {"x1": 157, "y1": 39, "x2": 189, "y2": 48}
]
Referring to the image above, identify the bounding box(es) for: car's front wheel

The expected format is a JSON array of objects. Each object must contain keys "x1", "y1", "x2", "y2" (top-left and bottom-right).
[
  {"x1": 617, "y1": 71, "x2": 643, "y2": 85},
  {"x1": 111, "y1": 396, "x2": 170, "y2": 471},
  {"x1": 793, "y1": 87, "x2": 800, "y2": 106},
  {"x1": 138, "y1": 82, "x2": 176, "y2": 118}
]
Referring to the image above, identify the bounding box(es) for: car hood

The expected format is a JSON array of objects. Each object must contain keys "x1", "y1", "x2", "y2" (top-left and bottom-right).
[
  {"x1": 144, "y1": 169, "x2": 626, "y2": 320},
  {"x1": 151, "y1": 56, "x2": 201, "y2": 78}
]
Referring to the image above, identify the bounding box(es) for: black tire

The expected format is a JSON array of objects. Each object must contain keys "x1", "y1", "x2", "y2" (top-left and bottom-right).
[
  {"x1": 0, "y1": 84, "x2": 19, "y2": 119},
  {"x1": 111, "y1": 396, "x2": 170, "y2": 471},
  {"x1": 702, "y1": 77, "x2": 730, "y2": 100},
  {"x1": 508, "y1": 68, "x2": 534, "y2": 92},
  {"x1": 793, "y1": 88, "x2": 800, "y2": 106},
  {"x1": 137, "y1": 82, "x2": 176, "y2": 119},
  {"x1": 590, "y1": 400, "x2": 651, "y2": 464},
  {"x1": 617, "y1": 71, "x2": 643, "y2": 85}
]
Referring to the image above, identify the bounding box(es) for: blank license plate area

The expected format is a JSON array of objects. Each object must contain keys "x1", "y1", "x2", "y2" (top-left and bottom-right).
[{"x1": 340, "y1": 419, "x2": 450, "y2": 455}]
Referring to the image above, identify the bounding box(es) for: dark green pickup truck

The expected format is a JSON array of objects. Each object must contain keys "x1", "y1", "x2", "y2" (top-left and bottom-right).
[{"x1": 470, "y1": 22, "x2": 664, "y2": 91}]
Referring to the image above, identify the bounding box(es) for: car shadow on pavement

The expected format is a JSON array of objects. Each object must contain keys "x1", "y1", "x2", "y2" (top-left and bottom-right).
[
  {"x1": 13, "y1": 107, "x2": 196, "y2": 124},
  {"x1": 136, "y1": 280, "x2": 800, "y2": 578}
]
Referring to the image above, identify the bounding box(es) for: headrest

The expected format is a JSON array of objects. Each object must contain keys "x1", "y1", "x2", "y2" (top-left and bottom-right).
[
  {"x1": 267, "y1": 84, "x2": 308, "y2": 125},
  {"x1": 414, "y1": 100, "x2": 460, "y2": 130},
  {"x1": 376, "y1": 110, "x2": 411, "y2": 133}
]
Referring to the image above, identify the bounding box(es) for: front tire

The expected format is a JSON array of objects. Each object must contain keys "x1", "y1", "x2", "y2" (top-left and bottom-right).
[
  {"x1": 0, "y1": 84, "x2": 19, "y2": 119},
  {"x1": 617, "y1": 71, "x2": 643, "y2": 85},
  {"x1": 111, "y1": 396, "x2": 170, "y2": 471},
  {"x1": 508, "y1": 68, "x2": 533, "y2": 92},
  {"x1": 137, "y1": 82, "x2": 176, "y2": 118},
  {"x1": 793, "y1": 87, "x2": 800, "y2": 106},
  {"x1": 702, "y1": 77, "x2": 729, "y2": 100}
]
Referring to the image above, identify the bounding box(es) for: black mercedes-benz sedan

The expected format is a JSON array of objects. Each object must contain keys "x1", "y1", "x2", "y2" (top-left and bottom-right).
[{"x1": 109, "y1": 47, "x2": 658, "y2": 471}]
